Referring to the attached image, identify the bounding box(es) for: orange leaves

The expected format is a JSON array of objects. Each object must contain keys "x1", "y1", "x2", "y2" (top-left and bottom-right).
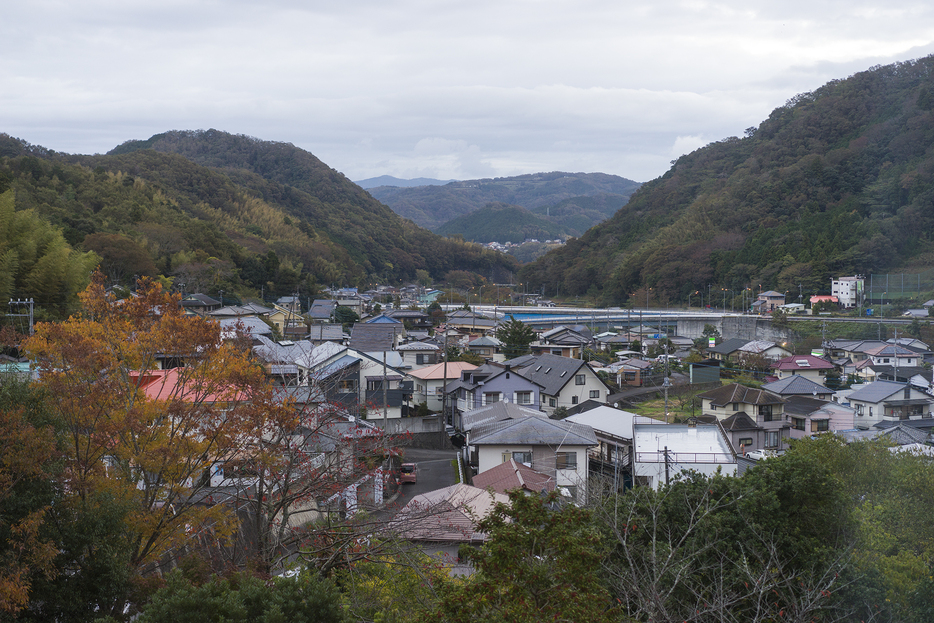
[{"x1": 24, "y1": 271, "x2": 276, "y2": 568}]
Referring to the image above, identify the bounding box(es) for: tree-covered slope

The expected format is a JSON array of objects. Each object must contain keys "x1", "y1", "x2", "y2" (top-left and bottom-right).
[
  {"x1": 520, "y1": 55, "x2": 934, "y2": 305},
  {"x1": 368, "y1": 171, "x2": 641, "y2": 232},
  {"x1": 0, "y1": 131, "x2": 516, "y2": 317},
  {"x1": 436, "y1": 202, "x2": 567, "y2": 243}
]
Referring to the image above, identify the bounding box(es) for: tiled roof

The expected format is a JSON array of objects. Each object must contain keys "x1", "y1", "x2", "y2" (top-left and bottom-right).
[
  {"x1": 772, "y1": 355, "x2": 834, "y2": 371},
  {"x1": 761, "y1": 375, "x2": 832, "y2": 396},
  {"x1": 471, "y1": 459, "x2": 555, "y2": 494},
  {"x1": 471, "y1": 416, "x2": 597, "y2": 447},
  {"x1": 349, "y1": 323, "x2": 403, "y2": 352},
  {"x1": 697, "y1": 383, "x2": 785, "y2": 406}
]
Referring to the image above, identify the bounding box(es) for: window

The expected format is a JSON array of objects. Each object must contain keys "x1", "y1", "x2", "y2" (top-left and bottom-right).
[
  {"x1": 549, "y1": 398, "x2": 556, "y2": 407},
  {"x1": 556, "y1": 452, "x2": 577, "y2": 470},
  {"x1": 572, "y1": 396, "x2": 579, "y2": 404},
  {"x1": 759, "y1": 405, "x2": 773, "y2": 421},
  {"x1": 855, "y1": 404, "x2": 864, "y2": 416},
  {"x1": 515, "y1": 391, "x2": 532, "y2": 405},
  {"x1": 811, "y1": 419, "x2": 829, "y2": 432},
  {"x1": 589, "y1": 390, "x2": 600, "y2": 399},
  {"x1": 338, "y1": 379, "x2": 357, "y2": 393},
  {"x1": 738, "y1": 437, "x2": 753, "y2": 448},
  {"x1": 512, "y1": 451, "x2": 532, "y2": 465},
  {"x1": 575, "y1": 374, "x2": 586, "y2": 385},
  {"x1": 483, "y1": 392, "x2": 500, "y2": 405},
  {"x1": 732, "y1": 403, "x2": 738, "y2": 411},
  {"x1": 792, "y1": 417, "x2": 805, "y2": 431},
  {"x1": 765, "y1": 431, "x2": 780, "y2": 448},
  {"x1": 416, "y1": 354, "x2": 425, "y2": 365},
  {"x1": 905, "y1": 387, "x2": 911, "y2": 399}
]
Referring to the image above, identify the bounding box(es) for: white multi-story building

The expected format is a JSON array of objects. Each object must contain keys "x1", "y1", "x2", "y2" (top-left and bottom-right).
[{"x1": 831, "y1": 275, "x2": 864, "y2": 308}]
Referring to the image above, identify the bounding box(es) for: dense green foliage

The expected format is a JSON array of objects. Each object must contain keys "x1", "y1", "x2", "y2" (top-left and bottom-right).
[
  {"x1": 521, "y1": 55, "x2": 934, "y2": 304},
  {"x1": 368, "y1": 172, "x2": 640, "y2": 232},
  {"x1": 0, "y1": 130, "x2": 516, "y2": 317},
  {"x1": 134, "y1": 570, "x2": 346, "y2": 623},
  {"x1": 436, "y1": 202, "x2": 567, "y2": 243}
]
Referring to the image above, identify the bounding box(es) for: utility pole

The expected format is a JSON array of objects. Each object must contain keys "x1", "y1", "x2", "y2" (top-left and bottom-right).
[{"x1": 664, "y1": 446, "x2": 670, "y2": 486}]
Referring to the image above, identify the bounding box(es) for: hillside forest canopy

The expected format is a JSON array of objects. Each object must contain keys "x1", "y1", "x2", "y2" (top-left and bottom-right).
[
  {"x1": 520, "y1": 55, "x2": 934, "y2": 306},
  {"x1": 0, "y1": 131, "x2": 517, "y2": 319}
]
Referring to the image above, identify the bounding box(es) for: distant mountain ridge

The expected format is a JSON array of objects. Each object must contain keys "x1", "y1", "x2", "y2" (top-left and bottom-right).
[
  {"x1": 367, "y1": 171, "x2": 642, "y2": 233},
  {"x1": 519, "y1": 55, "x2": 934, "y2": 305},
  {"x1": 354, "y1": 175, "x2": 456, "y2": 189}
]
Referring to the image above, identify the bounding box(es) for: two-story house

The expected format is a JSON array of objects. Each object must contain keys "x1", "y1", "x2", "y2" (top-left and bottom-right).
[
  {"x1": 771, "y1": 355, "x2": 835, "y2": 383},
  {"x1": 846, "y1": 380, "x2": 934, "y2": 429},
  {"x1": 504, "y1": 353, "x2": 611, "y2": 416},
  {"x1": 452, "y1": 362, "x2": 544, "y2": 414},
  {"x1": 783, "y1": 395, "x2": 855, "y2": 439},
  {"x1": 468, "y1": 416, "x2": 597, "y2": 502},
  {"x1": 697, "y1": 383, "x2": 789, "y2": 452}
]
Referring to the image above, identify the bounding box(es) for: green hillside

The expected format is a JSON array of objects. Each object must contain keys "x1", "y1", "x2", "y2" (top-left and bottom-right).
[
  {"x1": 436, "y1": 202, "x2": 567, "y2": 243},
  {"x1": 368, "y1": 171, "x2": 641, "y2": 232},
  {"x1": 0, "y1": 131, "x2": 516, "y2": 318},
  {"x1": 520, "y1": 55, "x2": 934, "y2": 305}
]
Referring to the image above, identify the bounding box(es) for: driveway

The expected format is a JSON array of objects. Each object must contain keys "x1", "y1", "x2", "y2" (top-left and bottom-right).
[{"x1": 391, "y1": 446, "x2": 460, "y2": 510}]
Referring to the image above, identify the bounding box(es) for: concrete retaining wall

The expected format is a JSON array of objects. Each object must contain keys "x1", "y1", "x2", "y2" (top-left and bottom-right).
[{"x1": 677, "y1": 316, "x2": 795, "y2": 342}]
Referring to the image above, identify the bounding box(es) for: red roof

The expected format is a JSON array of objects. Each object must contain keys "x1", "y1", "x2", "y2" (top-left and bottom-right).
[{"x1": 771, "y1": 355, "x2": 834, "y2": 371}]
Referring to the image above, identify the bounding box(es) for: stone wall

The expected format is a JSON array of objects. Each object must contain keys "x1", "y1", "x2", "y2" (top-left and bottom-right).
[{"x1": 677, "y1": 316, "x2": 795, "y2": 342}]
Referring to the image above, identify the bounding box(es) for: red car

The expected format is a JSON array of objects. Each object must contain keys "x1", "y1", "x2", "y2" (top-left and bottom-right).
[{"x1": 400, "y1": 463, "x2": 418, "y2": 484}]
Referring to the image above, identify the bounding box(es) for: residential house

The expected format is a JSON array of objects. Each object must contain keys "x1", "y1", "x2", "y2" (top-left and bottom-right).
[
  {"x1": 754, "y1": 290, "x2": 785, "y2": 313},
  {"x1": 308, "y1": 299, "x2": 337, "y2": 323},
  {"x1": 306, "y1": 323, "x2": 347, "y2": 345},
  {"x1": 504, "y1": 353, "x2": 612, "y2": 416},
  {"x1": 632, "y1": 423, "x2": 736, "y2": 489},
  {"x1": 846, "y1": 380, "x2": 934, "y2": 429},
  {"x1": 459, "y1": 400, "x2": 547, "y2": 434},
  {"x1": 761, "y1": 375, "x2": 835, "y2": 400},
  {"x1": 783, "y1": 396, "x2": 855, "y2": 439},
  {"x1": 468, "y1": 416, "x2": 597, "y2": 501},
  {"x1": 391, "y1": 484, "x2": 508, "y2": 570},
  {"x1": 465, "y1": 335, "x2": 503, "y2": 362},
  {"x1": 452, "y1": 363, "x2": 544, "y2": 415},
  {"x1": 565, "y1": 406, "x2": 655, "y2": 491},
  {"x1": 266, "y1": 303, "x2": 308, "y2": 339},
  {"x1": 771, "y1": 354, "x2": 835, "y2": 383},
  {"x1": 348, "y1": 322, "x2": 405, "y2": 353},
  {"x1": 530, "y1": 326, "x2": 591, "y2": 359},
  {"x1": 616, "y1": 358, "x2": 654, "y2": 387},
  {"x1": 706, "y1": 338, "x2": 750, "y2": 363},
  {"x1": 180, "y1": 293, "x2": 222, "y2": 315},
  {"x1": 446, "y1": 310, "x2": 497, "y2": 335},
  {"x1": 409, "y1": 361, "x2": 478, "y2": 412},
  {"x1": 471, "y1": 459, "x2": 555, "y2": 495},
  {"x1": 696, "y1": 383, "x2": 789, "y2": 452},
  {"x1": 395, "y1": 341, "x2": 442, "y2": 370},
  {"x1": 736, "y1": 340, "x2": 792, "y2": 362}
]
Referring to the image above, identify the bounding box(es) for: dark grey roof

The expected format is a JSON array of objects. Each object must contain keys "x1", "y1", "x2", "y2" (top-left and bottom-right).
[
  {"x1": 698, "y1": 383, "x2": 785, "y2": 406},
  {"x1": 720, "y1": 411, "x2": 759, "y2": 431},
  {"x1": 761, "y1": 376, "x2": 833, "y2": 396},
  {"x1": 471, "y1": 416, "x2": 597, "y2": 447},
  {"x1": 707, "y1": 338, "x2": 749, "y2": 355},
  {"x1": 505, "y1": 353, "x2": 598, "y2": 396},
  {"x1": 847, "y1": 380, "x2": 911, "y2": 403},
  {"x1": 783, "y1": 395, "x2": 833, "y2": 417},
  {"x1": 307, "y1": 324, "x2": 346, "y2": 341},
  {"x1": 348, "y1": 323, "x2": 402, "y2": 352},
  {"x1": 462, "y1": 402, "x2": 547, "y2": 432}
]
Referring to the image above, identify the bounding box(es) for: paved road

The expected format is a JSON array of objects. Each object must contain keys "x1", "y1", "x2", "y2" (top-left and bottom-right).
[{"x1": 392, "y1": 447, "x2": 460, "y2": 510}]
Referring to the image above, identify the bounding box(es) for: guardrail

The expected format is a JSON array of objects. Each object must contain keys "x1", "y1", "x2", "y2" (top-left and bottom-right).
[{"x1": 636, "y1": 451, "x2": 733, "y2": 464}]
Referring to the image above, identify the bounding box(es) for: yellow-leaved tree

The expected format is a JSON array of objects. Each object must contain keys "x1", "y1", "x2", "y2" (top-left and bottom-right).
[{"x1": 24, "y1": 272, "x2": 289, "y2": 575}]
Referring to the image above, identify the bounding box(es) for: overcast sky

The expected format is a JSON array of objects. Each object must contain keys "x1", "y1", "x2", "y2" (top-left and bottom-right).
[{"x1": 4, "y1": 1, "x2": 934, "y2": 183}]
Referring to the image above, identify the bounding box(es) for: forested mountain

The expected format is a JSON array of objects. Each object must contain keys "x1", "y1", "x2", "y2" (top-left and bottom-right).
[
  {"x1": 0, "y1": 130, "x2": 516, "y2": 318},
  {"x1": 436, "y1": 202, "x2": 567, "y2": 243},
  {"x1": 367, "y1": 171, "x2": 641, "y2": 232},
  {"x1": 520, "y1": 55, "x2": 934, "y2": 305}
]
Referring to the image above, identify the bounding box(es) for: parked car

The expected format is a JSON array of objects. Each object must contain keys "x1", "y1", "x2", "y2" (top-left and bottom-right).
[{"x1": 400, "y1": 463, "x2": 418, "y2": 483}]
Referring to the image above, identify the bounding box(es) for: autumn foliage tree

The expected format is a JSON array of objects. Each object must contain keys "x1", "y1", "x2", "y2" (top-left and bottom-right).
[{"x1": 24, "y1": 272, "x2": 287, "y2": 586}]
